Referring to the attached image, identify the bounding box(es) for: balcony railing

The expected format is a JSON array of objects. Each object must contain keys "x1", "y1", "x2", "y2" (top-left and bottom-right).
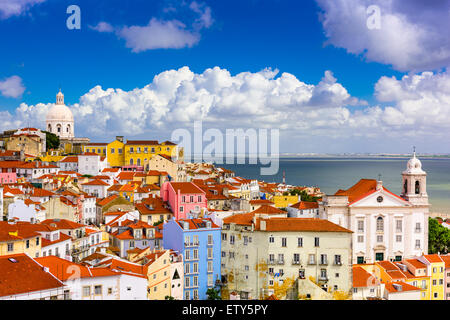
[
  {"x1": 277, "y1": 259, "x2": 285, "y2": 265},
  {"x1": 268, "y1": 260, "x2": 276, "y2": 265},
  {"x1": 333, "y1": 261, "x2": 343, "y2": 266},
  {"x1": 292, "y1": 260, "x2": 301, "y2": 265}
]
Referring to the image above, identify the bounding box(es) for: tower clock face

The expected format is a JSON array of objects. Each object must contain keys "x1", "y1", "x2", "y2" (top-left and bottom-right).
[{"x1": 377, "y1": 196, "x2": 383, "y2": 203}]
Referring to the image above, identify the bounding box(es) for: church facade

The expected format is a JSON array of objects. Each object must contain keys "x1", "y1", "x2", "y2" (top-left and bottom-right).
[{"x1": 319, "y1": 153, "x2": 429, "y2": 264}]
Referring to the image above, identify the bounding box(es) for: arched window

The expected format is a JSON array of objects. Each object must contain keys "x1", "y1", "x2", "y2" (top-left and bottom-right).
[
  {"x1": 57, "y1": 124, "x2": 61, "y2": 133},
  {"x1": 67, "y1": 124, "x2": 71, "y2": 133},
  {"x1": 130, "y1": 158, "x2": 134, "y2": 165},
  {"x1": 137, "y1": 158, "x2": 141, "y2": 166},
  {"x1": 415, "y1": 181, "x2": 420, "y2": 194},
  {"x1": 376, "y1": 217, "x2": 384, "y2": 232},
  {"x1": 48, "y1": 124, "x2": 52, "y2": 132},
  {"x1": 404, "y1": 179, "x2": 408, "y2": 194}
]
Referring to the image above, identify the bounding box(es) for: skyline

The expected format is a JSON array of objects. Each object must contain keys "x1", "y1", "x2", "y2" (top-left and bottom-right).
[{"x1": 0, "y1": 0, "x2": 449, "y2": 154}]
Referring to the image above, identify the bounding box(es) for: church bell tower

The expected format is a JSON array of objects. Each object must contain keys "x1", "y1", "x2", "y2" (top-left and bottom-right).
[{"x1": 401, "y1": 148, "x2": 428, "y2": 206}]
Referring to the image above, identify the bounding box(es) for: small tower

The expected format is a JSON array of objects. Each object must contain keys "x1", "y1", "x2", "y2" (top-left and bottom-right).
[
  {"x1": 56, "y1": 89, "x2": 64, "y2": 105},
  {"x1": 401, "y1": 148, "x2": 428, "y2": 206}
]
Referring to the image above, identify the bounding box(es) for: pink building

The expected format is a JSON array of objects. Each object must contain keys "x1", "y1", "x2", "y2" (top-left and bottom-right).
[
  {"x1": 0, "y1": 172, "x2": 17, "y2": 184},
  {"x1": 161, "y1": 182, "x2": 207, "y2": 220}
]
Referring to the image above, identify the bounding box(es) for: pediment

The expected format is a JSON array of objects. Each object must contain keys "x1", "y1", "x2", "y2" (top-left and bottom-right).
[{"x1": 350, "y1": 189, "x2": 410, "y2": 208}]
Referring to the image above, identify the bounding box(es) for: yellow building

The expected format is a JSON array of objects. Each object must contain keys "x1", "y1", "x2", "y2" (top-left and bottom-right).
[
  {"x1": 124, "y1": 140, "x2": 178, "y2": 168},
  {"x1": 40, "y1": 150, "x2": 65, "y2": 163},
  {"x1": 129, "y1": 248, "x2": 172, "y2": 300},
  {"x1": 106, "y1": 138, "x2": 125, "y2": 167},
  {"x1": 6, "y1": 133, "x2": 45, "y2": 157},
  {"x1": 272, "y1": 195, "x2": 300, "y2": 208},
  {"x1": 83, "y1": 137, "x2": 180, "y2": 169},
  {"x1": 374, "y1": 256, "x2": 445, "y2": 300},
  {"x1": 83, "y1": 143, "x2": 108, "y2": 156},
  {"x1": 0, "y1": 222, "x2": 42, "y2": 258},
  {"x1": 421, "y1": 254, "x2": 445, "y2": 300}
]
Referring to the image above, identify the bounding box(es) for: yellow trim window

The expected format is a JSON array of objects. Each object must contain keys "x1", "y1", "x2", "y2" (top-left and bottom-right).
[{"x1": 82, "y1": 286, "x2": 91, "y2": 297}]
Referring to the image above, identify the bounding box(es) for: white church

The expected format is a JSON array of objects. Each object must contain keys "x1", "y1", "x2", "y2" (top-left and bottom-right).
[
  {"x1": 319, "y1": 152, "x2": 429, "y2": 264},
  {"x1": 45, "y1": 90, "x2": 89, "y2": 152}
]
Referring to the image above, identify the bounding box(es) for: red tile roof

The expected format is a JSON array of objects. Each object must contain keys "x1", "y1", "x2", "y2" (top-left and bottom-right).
[
  {"x1": 0, "y1": 254, "x2": 65, "y2": 297},
  {"x1": 352, "y1": 266, "x2": 379, "y2": 288}
]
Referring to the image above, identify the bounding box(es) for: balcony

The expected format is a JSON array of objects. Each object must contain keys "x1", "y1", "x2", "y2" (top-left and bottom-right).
[
  {"x1": 184, "y1": 242, "x2": 199, "y2": 247},
  {"x1": 319, "y1": 261, "x2": 328, "y2": 266},
  {"x1": 268, "y1": 260, "x2": 276, "y2": 265},
  {"x1": 333, "y1": 261, "x2": 343, "y2": 266},
  {"x1": 277, "y1": 259, "x2": 285, "y2": 265},
  {"x1": 307, "y1": 260, "x2": 316, "y2": 265},
  {"x1": 318, "y1": 275, "x2": 329, "y2": 282},
  {"x1": 415, "y1": 228, "x2": 422, "y2": 233},
  {"x1": 292, "y1": 260, "x2": 301, "y2": 265}
]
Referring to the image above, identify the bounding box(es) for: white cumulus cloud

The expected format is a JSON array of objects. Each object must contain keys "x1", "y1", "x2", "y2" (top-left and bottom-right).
[
  {"x1": 0, "y1": 75, "x2": 25, "y2": 98},
  {"x1": 0, "y1": 0, "x2": 45, "y2": 19},
  {"x1": 316, "y1": 0, "x2": 450, "y2": 71}
]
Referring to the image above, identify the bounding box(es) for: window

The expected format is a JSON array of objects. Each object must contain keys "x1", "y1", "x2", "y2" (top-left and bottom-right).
[
  {"x1": 7, "y1": 243, "x2": 13, "y2": 252},
  {"x1": 396, "y1": 220, "x2": 402, "y2": 232},
  {"x1": 185, "y1": 250, "x2": 190, "y2": 260},
  {"x1": 193, "y1": 249, "x2": 198, "y2": 259},
  {"x1": 94, "y1": 285, "x2": 102, "y2": 295},
  {"x1": 269, "y1": 254, "x2": 275, "y2": 263},
  {"x1": 357, "y1": 235, "x2": 364, "y2": 243},
  {"x1": 26, "y1": 240, "x2": 30, "y2": 248},
  {"x1": 207, "y1": 248, "x2": 213, "y2": 259},
  {"x1": 308, "y1": 254, "x2": 315, "y2": 264},
  {"x1": 357, "y1": 220, "x2": 364, "y2": 232},
  {"x1": 207, "y1": 261, "x2": 213, "y2": 272},
  {"x1": 222, "y1": 233, "x2": 227, "y2": 241},
  {"x1": 185, "y1": 277, "x2": 190, "y2": 288},
  {"x1": 269, "y1": 236, "x2": 274, "y2": 243},
  {"x1": 314, "y1": 237, "x2": 320, "y2": 247},
  {"x1": 198, "y1": 196, "x2": 202, "y2": 202},
  {"x1": 396, "y1": 235, "x2": 402, "y2": 242},
  {"x1": 193, "y1": 276, "x2": 198, "y2": 287},
  {"x1": 415, "y1": 223, "x2": 421, "y2": 232},
  {"x1": 415, "y1": 240, "x2": 421, "y2": 249},
  {"x1": 293, "y1": 253, "x2": 300, "y2": 263},
  {"x1": 185, "y1": 264, "x2": 190, "y2": 274},
  {"x1": 334, "y1": 255, "x2": 341, "y2": 265},
  {"x1": 82, "y1": 286, "x2": 91, "y2": 297},
  {"x1": 243, "y1": 236, "x2": 248, "y2": 245},
  {"x1": 110, "y1": 148, "x2": 115, "y2": 154},
  {"x1": 297, "y1": 237, "x2": 303, "y2": 247},
  {"x1": 320, "y1": 254, "x2": 327, "y2": 265},
  {"x1": 108, "y1": 287, "x2": 113, "y2": 295},
  {"x1": 208, "y1": 234, "x2": 213, "y2": 245},
  {"x1": 281, "y1": 237, "x2": 287, "y2": 247},
  {"x1": 230, "y1": 235, "x2": 235, "y2": 245},
  {"x1": 377, "y1": 235, "x2": 383, "y2": 243},
  {"x1": 278, "y1": 254, "x2": 284, "y2": 264},
  {"x1": 376, "y1": 217, "x2": 384, "y2": 231}
]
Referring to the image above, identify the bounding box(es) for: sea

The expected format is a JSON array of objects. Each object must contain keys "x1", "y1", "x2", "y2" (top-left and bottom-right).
[{"x1": 213, "y1": 157, "x2": 450, "y2": 214}]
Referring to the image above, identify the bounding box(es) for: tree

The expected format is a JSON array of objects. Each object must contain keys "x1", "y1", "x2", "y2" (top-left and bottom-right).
[
  {"x1": 43, "y1": 130, "x2": 60, "y2": 151},
  {"x1": 428, "y1": 217, "x2": 450, "y2": 254},
  {"x1": 164, "y1": 295, "x2": 175, "y2": 300},
  {"x1": 206, "y1": 288, "x2": 221, "y2": 300}
]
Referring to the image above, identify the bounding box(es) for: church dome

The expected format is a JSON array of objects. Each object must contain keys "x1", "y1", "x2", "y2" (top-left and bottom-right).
[
  {"x1": 46, "y1": 90, "x2": 73, "y2": 122},
  {"x1": 403, "y1": 151, "x2": 425, "y2": 174},
  {"x1": 46, "y1": 104, "x2": 74, "y2": 122}
]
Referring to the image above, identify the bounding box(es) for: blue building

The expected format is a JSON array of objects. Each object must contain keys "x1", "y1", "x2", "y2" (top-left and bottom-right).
[{"x1": 163, "y1": 218, "x2": 221, "y2": 300}]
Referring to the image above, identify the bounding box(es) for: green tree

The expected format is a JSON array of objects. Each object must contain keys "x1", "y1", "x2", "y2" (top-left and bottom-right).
[
  {"x1": 164, "y1": 295, "x2": 175, "y2": 300},
  {"x1": 206, "y1": 288, "x2": 221, "y2": 300},
  {"x1": 428, "y1": 217, "x2": 450, "y2": 254},
  {"x1": 43, "y1": 130, "x2": 60, "y2": 151}
]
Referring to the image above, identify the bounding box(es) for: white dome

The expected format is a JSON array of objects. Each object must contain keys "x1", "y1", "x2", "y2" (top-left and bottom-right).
[
  {"x1": 46, "y1": 104, "x2": 74, "y2": 122},
  {"x1": 403, "y1": 152, "x2": 425, "y2": 174}
]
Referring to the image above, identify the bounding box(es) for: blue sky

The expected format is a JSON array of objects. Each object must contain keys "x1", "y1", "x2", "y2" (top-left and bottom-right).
[{"x1": 0, "y1": 0, "x2": 449, "y2": 153}]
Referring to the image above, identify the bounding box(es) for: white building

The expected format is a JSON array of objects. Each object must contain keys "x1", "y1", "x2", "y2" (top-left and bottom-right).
[
  {"x1": 8, "y1": 198, "x2": 46, "y2": 223},
  {"x1": 36, "y1": 256, "x2": 148, "y2": 300},
  {"x1": 46, "y1": 90, "x2": 74, "y2": 139},
  {"x1": 81, "y1": 179, "x2": 109, "y2": 198},
  {"x1": 319, "y1": 152, "x2": 429, "y2": 264}
]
